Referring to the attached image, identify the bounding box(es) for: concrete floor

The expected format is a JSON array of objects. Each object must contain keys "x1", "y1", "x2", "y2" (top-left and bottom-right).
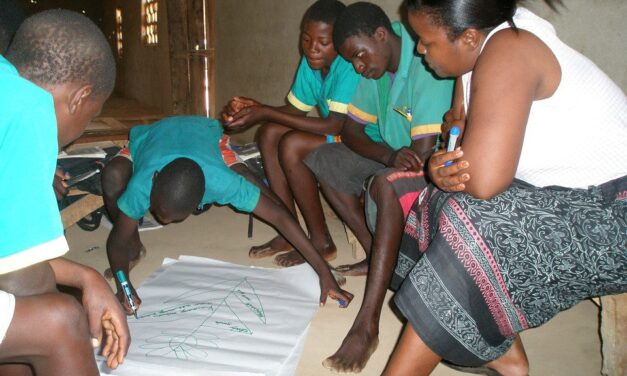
[{"x1": 63, "y1": 203, "x2": 604, "y2": 376}]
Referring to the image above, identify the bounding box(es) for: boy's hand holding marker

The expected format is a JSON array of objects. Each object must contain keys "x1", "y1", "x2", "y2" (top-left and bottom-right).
[
  {"x1": 318, "y1": 270, "x2": 353, "y2": 308},
  {"x1": 428, "y1": 126, "x2": 470, "y2": 192}
]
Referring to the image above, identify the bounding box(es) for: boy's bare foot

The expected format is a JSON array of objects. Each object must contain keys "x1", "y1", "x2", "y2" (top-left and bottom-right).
[
  {"x1": 273, "y1": 244, "x2": 337, "y2": 267},
  {"x1": 322, "y1": 324, "x2": 379, "y2": 373},
  {"x1": 249, "y1": 236, "x2": 294, "y2": 258},
  {"x1": 273, "y1": 251, "x2": 305, "y2": 267},
  {"x1": 104, "y1": 246, "x2": 147, "y2": 280},
  {"x1": 335, "y1": 259, "x2": 369, "y2": 276}
]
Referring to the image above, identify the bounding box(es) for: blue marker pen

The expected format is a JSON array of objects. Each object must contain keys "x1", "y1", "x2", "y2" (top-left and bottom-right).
[
  {"x1": 443, "y1": 126, "x2": 460, "y2": 167},
  {"x1": 116, "y1": 270, "x2": 138, "y2": 319},
  {"x1": 338, "y1": 299, "x2": 347, "y2": 308}
]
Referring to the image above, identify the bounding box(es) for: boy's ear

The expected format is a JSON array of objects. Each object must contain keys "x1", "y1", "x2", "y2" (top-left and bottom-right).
[
  {"x1": 68, "y1": 84, "x2": 94, "y2": 115},
  {"x1": 373, "y1": 26, "x2": 388, "y2": 42}
]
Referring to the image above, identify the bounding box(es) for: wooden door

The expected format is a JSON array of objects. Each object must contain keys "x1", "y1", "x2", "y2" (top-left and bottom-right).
[{"x1": 166, "y1": 0, "x2": 215, "y2": 117}]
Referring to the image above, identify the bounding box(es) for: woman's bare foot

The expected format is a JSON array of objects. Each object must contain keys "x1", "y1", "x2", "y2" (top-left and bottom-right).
[
  {"x1": 486, "y1": 335, "x2": 529, "y2": 376},
  {"x1": 322, "y1": 323, "x2": 379, "y2": 373},
  {"x1": 249, "y1": 236, "x2": 294, "y2": 258},
  {"x1": 274, "y1": 244, "x2": 337, "y2": 267},
  {"x1": 335, "y1": 259, "x2": 369, "y2": 276}
]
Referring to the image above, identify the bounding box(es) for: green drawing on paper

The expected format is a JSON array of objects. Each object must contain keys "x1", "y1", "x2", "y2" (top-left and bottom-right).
[{"x1": 135, "y1": 277, "x2": 266, "y2": 360}]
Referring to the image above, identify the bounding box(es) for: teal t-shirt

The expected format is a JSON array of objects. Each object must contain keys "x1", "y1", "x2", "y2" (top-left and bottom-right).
[
  {"x1": 117, "y1": 116, "x2": 261, "y2": 219},
  {"x1": 348, "y1": 22, "x2": 454, "y2": 150},
  {"x1": 0, "y1": 56, "x2": 68, "y2": 274},
  {"x1": 287, "y1": 55, "x2": 360, "y2": 119}
]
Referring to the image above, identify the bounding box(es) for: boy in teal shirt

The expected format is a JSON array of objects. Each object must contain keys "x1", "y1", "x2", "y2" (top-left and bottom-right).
[
  {"x1": 116, "y1": 117, "x2": 260, "y2": 220},
  {"x1": 0, "y1": 10, "x2": 128, "y2": 374},
  {"x1": 102, "y1": 116, "x2": 353, "y2": 315},
  {"x1": 303, "y1": 2, "x2": 454, "y2": 373},
  {"x1": 222, "y1": 0, "x2": 362, "y2": 269}
]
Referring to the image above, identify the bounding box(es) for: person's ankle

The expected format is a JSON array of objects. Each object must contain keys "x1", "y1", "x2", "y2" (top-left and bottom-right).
[{"x1": 487, "y1": 356, "x2": 529, "y2": 376}]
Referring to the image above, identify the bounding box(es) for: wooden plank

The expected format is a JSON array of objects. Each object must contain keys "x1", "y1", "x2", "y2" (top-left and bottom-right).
[
  {"x1": 601, "y1": 293, "x2": 627, "y2": 376},
  {"x1": 73, "y1": 129, "x2": 129, "y2": 144},
  {"x1": 97, "y1": 117, "x2": 128, "y2": 129},
  {"x1": 60, "y1": 193, "x2": 104, "y2": 229}
]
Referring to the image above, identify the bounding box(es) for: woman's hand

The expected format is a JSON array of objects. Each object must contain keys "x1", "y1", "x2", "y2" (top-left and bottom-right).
[
  {"x1": 319, "y1": 272, "x2": 354, "y2": 308},
  {"x1": 428, "y1": 148, "x2": 470, "y2": 192},
  {"x1": 440, "y1": 108, "x2": 466, "y2": 146}
]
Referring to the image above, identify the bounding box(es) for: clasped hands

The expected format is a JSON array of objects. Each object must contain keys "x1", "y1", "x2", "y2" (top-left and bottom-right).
[{"x1": 220, "y1": 96, "x2": 265, "y2": 132}]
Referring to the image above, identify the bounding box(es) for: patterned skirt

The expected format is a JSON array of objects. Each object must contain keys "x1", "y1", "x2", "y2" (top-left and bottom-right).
[{"x1": 387, "y1": 175, "x2": 627, "y2": 366}]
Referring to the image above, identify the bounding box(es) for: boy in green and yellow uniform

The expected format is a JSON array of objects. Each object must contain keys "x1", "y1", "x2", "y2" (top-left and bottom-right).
[{"x1": 304, "y1": 2, "x2": 454, "y2": 373}]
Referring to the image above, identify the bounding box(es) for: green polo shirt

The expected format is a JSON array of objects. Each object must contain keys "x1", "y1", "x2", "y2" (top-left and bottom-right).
[
  {"x1": 348, "y1": 21, "x2": 454, "y2": 150},
  {"x1": 287, "y1": 55, "x2": 360, "y2": 118}
]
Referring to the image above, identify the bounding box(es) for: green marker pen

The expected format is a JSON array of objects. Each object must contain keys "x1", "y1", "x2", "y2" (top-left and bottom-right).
[{"x1": 116, "y1": 270, "x2": 138, "y2": 319}]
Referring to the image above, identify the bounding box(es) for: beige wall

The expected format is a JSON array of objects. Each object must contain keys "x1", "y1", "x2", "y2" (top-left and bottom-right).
[
  {"x1": 115, "y1": 0, "x2": 173, "y2": 114},
  {"x1": 214, "y1": 0, "x2": 626, "y2": 142},
  {"x1": 524, "y1": 0, "x2": 626, "y2": 90}
]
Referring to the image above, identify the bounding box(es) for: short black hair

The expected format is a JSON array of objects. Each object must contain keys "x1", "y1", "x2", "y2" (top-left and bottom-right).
[
  {"x1": 6, "y1": 9, "x2": 115, "y2": 97},
  {"x1": 332, "y1": 2, "x2": 392, "y2": 49},
  {"x1": 302, "y1": 0, "x2": 346, "y2": 29},
  {"x1": 0, "y1": 0, "x2": 24, "y2": 54},
  {"x1": 152, "y1": 158, "x2": 205, "y2": 216}
]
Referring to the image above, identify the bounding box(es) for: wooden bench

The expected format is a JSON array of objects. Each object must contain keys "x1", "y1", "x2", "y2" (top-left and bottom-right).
[
  {"x1": 60, "y1": 189, "x2": 104, "y2": 229},
  {"x1": 59, "y1": 118, "x2": 132, "y2": 230}
]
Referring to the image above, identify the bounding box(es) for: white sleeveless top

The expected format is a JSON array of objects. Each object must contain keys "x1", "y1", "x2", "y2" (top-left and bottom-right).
[{"x1": 461, "y1": 7, "x2": 627, "y2": 188}]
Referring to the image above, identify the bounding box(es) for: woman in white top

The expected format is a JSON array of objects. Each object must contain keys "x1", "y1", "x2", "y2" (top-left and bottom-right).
[{"x1": 369, "y1": 0, "x2": 627, "y2": 374}]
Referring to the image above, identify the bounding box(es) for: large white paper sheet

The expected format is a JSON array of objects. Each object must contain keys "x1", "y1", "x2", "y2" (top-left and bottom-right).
[{"x1": 99, "y1": 256, "x2": 320, "y2": 376}]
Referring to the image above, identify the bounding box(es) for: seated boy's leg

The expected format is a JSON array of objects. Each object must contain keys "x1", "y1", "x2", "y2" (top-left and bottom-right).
[
  {"x1": 249, "y1": 123, "x2": 297, "y2": 257},
  {"x1": 324, "y1": 169, "x2": 427, "y2": 373},
  {"x1": 317, "y1": 180, "x2": 370, "y2": 274},
  {"x1": 277, "y1": 130, "x2": 336, "y2": 266},
  {"x1": 0, "y1": 293, "x2": 99, "y2": 376},
  {"x1": 0, "y1": 262, "x2": 56, "y2": 296},
  {"x1": 300, "y1": 143, "x2": 383, "y2": 271}
]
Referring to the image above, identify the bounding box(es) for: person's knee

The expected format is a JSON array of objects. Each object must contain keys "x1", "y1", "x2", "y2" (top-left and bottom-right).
[
  {"x1": 369, "y1": 174, "x2": 397, "y2": 205},
  {"x1": 44, "y1": 294, "x2": 90, "y2": 344},
  {"x1": 278, "y1": 131, "x2": 307, "y2": 166},
  {"x1": 257, "y1": 123, "x2": 286, "y2": 149}
]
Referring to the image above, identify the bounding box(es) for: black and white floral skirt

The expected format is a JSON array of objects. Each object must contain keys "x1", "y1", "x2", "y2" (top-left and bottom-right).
[{"x1": 389, "y1": 176, "x2": 627, "y2": 366}]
